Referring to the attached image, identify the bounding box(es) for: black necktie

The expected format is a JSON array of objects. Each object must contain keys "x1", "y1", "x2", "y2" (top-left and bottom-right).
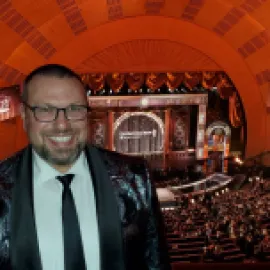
[{"x1": 56, "y1": 174, "x2": 86, "y2": 270}]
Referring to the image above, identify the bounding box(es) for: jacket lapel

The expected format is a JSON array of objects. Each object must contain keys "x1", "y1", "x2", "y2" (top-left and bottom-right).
[
  {"x1": 85, "y1": 145, "x2": 125, "y2": 270},
  {"x1": 10, "y1": 145, "x2": 125, "y2": 270},
  {"x1": 10, "y1": 146, "x2": 42, "y2": 270}
]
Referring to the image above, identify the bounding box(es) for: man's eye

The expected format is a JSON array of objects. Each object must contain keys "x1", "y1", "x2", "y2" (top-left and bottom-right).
[
  {"x1": 37, "y1": 107, "x2": 54, "y2": 113},
  {"x1": 69, "y1": 105, "x2": 83, "y2": 111}
]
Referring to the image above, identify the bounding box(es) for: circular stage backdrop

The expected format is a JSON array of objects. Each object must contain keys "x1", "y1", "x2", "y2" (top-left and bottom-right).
[{"x1": 114, "y1": 112, "x2": 164, "y2": 155}]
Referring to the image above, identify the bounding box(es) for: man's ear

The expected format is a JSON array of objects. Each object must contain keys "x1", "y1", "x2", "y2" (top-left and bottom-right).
[{"x1": 20, "y1": 103, "x2": 26, "y2": 130}]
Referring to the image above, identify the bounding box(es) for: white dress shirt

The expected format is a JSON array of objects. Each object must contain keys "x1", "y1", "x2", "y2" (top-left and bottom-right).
[{"x1": 33, "y1": 151, "x2": 100, "y2": 270}]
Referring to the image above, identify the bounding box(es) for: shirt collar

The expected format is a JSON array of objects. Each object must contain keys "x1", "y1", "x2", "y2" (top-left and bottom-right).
[
  {"x1": 68, "y1": 151, "x2": 88, "y2": 177},
  {"x1": 33, "y1": 150, "x2": 88, "y2": 184}
]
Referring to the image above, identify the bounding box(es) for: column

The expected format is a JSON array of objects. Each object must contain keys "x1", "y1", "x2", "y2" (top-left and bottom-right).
[
  {"x1": 163, "y1": 108, "x2": 171, "y2": 171},
  {"x1": 107, "y1": 110, "x2": 114, "y2": 150},
  {"x1": 196, "y1": 104, "x2": 207, "y2": 160}
]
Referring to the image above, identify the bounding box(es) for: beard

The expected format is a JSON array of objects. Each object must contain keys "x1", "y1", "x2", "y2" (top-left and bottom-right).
[
  {"x1": 34, "y1": 141, "x2": 85, "y2": 166},
  {"x1": 29, "y1": 126, "x2": 87, "y2": 167},
  {"x1": 25, "y1": 116, "x2": 88, "y2": 168}
]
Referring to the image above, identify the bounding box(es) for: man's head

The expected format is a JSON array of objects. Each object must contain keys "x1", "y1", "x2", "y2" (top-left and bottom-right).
[{"x1": 21, "y1": 64, "x2": 88, "y2": 173}]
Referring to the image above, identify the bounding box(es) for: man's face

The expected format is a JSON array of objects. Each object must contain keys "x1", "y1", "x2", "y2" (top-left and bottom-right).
[{"x1": 21, "y1": 75, "x2": 88, "y2": 172}]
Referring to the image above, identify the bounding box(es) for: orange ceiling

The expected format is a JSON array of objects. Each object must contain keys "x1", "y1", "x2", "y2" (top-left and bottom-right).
[
  {"x1": 0, "y1": 0, "x2": 269, "y2": 85},
  {"x1": 0, "y1": 0, "x2": 270, "y2": 157}
]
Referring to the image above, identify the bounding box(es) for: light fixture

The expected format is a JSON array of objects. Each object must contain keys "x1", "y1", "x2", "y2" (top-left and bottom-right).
[{"x1": 0, "y1": 96, "x2": 10, "y2": 113}]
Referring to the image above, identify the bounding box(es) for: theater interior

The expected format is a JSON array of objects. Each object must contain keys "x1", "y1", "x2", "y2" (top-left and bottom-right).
[{"x1": 0, "y1": 0, "x2": 270, "y2": 269}]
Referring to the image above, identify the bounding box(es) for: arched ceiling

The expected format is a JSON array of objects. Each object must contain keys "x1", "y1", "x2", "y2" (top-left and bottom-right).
[
  {"x1": 0, "y1": 0, "x2": 270, "y2": 157},
  {"x1": 0, "y1": 0, "x2": 269, "y2": 86}
]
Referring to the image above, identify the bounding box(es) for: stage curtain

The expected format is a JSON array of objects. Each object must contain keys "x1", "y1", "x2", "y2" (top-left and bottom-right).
[
  {"x1": 80, "y1": 71, "x2": 238, "y2": 96},
  {"x1": 126, "y1": 73, "x2": 145, "y2": 91},
  {"x1": 145, "y1": 73, "x2": 166, "y2": 91},
  {"x1": 106, "y1": 73, "x2": 125, "y2": 93},
  {"x1": 81, "y1": 73, "x2": 105, "y2": 93},
  {"x1": 217, "y1": 73, "x2": 234, "y2": 99},
  {"x1": 166, "y1": 72, "x2": 184, "y2": 90},
  {"x1": 184, "y1": 72, "x2": 202, "y2": 90},
  {"x1": 229, "y1": 92, "x2": 242, "y2": 128},
  {"x1": 202, "y1": 71, "x2": 218, "y2": 89}
]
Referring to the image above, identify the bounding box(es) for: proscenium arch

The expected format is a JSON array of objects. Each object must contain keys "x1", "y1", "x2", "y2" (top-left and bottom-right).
[
  {"x1": 50, "y1": 16, "x2": 266, "y2": 158},
  {"x1": 206, "y1": 121, "x2": 231, "y2": 137},
  {"x1": 113, "y1": 111, "x2": 165, "y2": 153},
  {"x1": 114, "y1": 111, "x2": 164, "y2": 137}
]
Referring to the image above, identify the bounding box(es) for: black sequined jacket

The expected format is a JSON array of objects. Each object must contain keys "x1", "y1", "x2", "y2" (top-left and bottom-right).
[{"x1": 0, "y1": 145, "x2": 171, "y2": 270}]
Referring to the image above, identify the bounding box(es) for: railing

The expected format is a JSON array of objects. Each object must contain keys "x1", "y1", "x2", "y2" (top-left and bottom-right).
[{"x1": 172, "y1": 263, "x2": 270, "y2": 270}]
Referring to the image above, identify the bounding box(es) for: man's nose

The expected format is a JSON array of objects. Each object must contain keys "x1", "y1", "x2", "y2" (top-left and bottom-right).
[{"x1": 54, "y1": 109, "x2": 70, "y2": 129}]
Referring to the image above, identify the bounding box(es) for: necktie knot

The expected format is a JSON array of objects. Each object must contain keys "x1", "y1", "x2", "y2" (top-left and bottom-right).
[{"x1": 56, "y1": 174, "x2": 74, "y2": 189}]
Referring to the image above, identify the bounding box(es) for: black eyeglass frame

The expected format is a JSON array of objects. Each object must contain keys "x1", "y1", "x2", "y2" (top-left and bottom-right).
[{"x1": 22, "y1": 102, "x2": 90, "y2": 122}]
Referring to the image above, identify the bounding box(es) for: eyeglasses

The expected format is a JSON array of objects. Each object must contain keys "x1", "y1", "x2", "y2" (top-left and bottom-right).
[{"x1": 23, "y1": 102, "x2": 90, "y2": 122}]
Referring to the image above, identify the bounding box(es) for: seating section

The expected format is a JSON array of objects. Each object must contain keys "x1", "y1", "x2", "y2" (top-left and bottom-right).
[{"x1": 162, "y1": 179, "x2": 270, "y2": 263}]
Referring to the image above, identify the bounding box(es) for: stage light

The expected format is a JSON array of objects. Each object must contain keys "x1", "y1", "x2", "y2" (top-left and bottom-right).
[
  {"x1": 234, "y1": 157, "x2": 243, "y2": 165},
  {"x1": 199, "y1": 114, "x2": 205, "y2": 124},
  {"x1": 180, "y1": 87, "x2": 188, "y2": 93},
  {"x1": 141, "y1": 98, "x2": 149, "y2": 107},
  {"x1": 197, "y1": 148, "x2": 204, "y2": 158},
  {"x1": 99, "y1": 89, "x2": 106, "y2": 95}
]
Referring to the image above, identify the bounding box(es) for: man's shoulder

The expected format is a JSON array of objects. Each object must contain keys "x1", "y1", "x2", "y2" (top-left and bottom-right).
[
  {"x1": 96, "y1": 146, "x2": 143, "y2": 161},
  {"x1": 0, "y1": 148, "x2": 25, "y2": 178},
  {"x1": 93, "y1": 146, "x2": 148, "y2": 173},
  {"x1": 95, "y1": 146, "x2": 145, "y2": 163}
]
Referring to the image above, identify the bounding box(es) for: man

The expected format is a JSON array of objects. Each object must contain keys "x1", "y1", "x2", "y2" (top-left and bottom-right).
[{"x1": 0, "y1": 64, "x2": 171, "y2": 270}]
